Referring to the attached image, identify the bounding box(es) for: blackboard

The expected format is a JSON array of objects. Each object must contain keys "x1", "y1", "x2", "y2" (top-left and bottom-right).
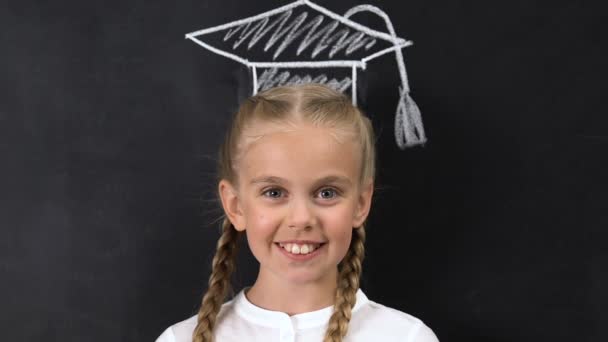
[{"x1": 1, "y1": 0, "x2": 606, "y2": 341}]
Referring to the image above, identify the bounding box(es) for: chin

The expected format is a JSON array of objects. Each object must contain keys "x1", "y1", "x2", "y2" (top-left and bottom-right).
[{"x1": 282, "y1": 269, "x2": 328, "y2": 285}]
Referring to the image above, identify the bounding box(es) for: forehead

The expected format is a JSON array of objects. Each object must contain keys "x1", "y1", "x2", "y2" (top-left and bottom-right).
[{"x1": 238, "y1": 123, "x2": 360, "y2": 186}]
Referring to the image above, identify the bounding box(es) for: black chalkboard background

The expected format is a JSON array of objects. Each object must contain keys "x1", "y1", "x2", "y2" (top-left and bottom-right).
[{"x1": 1, "y1": 0, "x2": 607, "y2": 341}]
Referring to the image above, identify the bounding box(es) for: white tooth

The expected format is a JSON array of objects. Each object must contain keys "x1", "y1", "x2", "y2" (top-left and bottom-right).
[
  {"x1": 284, "y1": 243, "x2": 292, "y2": 251},
  {"x1": 291, "y1": 244, "x2": 301, "y2": 254},
  {"x1": 300, "y1": 244, "x2": 310, "y2": 254}
]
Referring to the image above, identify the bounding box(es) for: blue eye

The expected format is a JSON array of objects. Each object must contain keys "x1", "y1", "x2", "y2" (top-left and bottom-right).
[
  {"x1": 261, "y1": 187, "x2": 340, "y2": 200},
  {"x1": 262, "y1": 188, "x2": 283, "y2": 198},
  {"x1": 318, "y1": 188, "x2": 339, "y2": 199}
]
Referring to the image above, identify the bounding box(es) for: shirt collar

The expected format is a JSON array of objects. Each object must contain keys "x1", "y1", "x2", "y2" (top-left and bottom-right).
[{"x1": 234, "y1": 287, "x2": 369, "y2": 330}]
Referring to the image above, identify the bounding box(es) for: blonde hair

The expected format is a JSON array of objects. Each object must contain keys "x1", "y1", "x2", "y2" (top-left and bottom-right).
[{"x1": 193, "y1": 84, "x2": 376, "y2": 342}]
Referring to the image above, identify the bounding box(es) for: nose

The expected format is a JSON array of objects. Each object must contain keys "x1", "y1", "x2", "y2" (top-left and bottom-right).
[{"x1": 287, "y1": 196, "x2": 316, "y2": 230}]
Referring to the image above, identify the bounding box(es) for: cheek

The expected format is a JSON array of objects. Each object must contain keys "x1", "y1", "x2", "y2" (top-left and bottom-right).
[
  {"x1": 246, "y1": 208, "x2": 281, "y2": 242},
  {"x1": 245, "y1": 232, "x2": 266, "y2": 265},
  {"x1": 332, "y1": 229, "x2": 354, "y2": 265},
  {"x1": 322, "y1": 205, "x2": 356, "y2": 230},
  {"x1": 321, "y1": 209, "x2": 355, "y2": 253},
  {"x1": 246, "y1": 204, "x2": 275, "y2": 227},
  {"x1": 254, "y1": 212, "x2": 280, "y2": 233}
]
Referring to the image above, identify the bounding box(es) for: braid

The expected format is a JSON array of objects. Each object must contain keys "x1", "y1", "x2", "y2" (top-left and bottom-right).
[
  {"x1": 323, "y1": 225, "x2": 367, "y2": 342},
  {"x1": 192, "y1": 218, "x2": 241, "y2": 342}
]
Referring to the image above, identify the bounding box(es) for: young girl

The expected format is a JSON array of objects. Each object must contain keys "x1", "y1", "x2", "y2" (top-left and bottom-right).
[{"x1": 156, "y1": 84, "x2": 438, "y2": 342}]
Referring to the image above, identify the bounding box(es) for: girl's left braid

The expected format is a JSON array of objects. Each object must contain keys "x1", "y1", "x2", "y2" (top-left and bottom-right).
[{"x1": 323, "y1": 225, "x2": 366, "y2": 342}]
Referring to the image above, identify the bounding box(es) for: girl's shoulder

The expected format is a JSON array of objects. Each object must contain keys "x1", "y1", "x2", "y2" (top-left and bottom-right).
[
  {"x1": 352, "y1": 293, "x2": 439, "y2": 342},
  {"x1": 155, "y1": 315, "x2": 196, "y2": 342},
  {"x1": 155, "y1": 299, "x2": 237, "y2": 342},
  {"x1": 155, "y1": 290, "x2": 438, "y2": 342}
]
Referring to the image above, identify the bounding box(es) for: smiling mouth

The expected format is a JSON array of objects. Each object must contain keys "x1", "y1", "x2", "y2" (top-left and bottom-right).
[{"x1": 275, "y1": 242, "x2": 326, "y2": 255}]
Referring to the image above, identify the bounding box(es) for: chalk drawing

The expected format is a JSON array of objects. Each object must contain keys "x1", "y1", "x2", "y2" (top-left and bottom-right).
[
  {"x1": 186, "y1": 0, "x2": 426, "y2": 148},
  {"x1": 257, "y1": 68, "x2": 352, "y2": 92}
]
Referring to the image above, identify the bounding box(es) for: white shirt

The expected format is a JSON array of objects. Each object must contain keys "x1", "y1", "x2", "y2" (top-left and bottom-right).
[{"x1": 156, "y1": 288, "x2": 438, "y2": 342}]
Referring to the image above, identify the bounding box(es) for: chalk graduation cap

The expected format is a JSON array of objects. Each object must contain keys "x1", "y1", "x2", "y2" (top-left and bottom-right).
[{"x1": 185, "y1": 0, "x2": 426, "y2": 148}]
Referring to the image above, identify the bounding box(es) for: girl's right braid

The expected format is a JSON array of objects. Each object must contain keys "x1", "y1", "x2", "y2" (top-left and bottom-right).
[{"x1": 192, "y1": 217, "x2": 241, "y2": 342}]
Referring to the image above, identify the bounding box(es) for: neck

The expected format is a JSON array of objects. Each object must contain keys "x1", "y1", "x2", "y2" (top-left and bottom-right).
[{"x1": 245, "y1": 267, "x2": 338, "y2": 316}]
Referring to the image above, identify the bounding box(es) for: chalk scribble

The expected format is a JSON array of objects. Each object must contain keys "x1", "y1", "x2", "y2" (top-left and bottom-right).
[{"x1": 186, "y1": 0, "x2": 426, "y2": 148}]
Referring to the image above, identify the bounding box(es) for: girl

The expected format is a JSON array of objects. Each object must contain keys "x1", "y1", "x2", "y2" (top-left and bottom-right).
[{"x1": 156, "y1": 84, "x2": 438, "y2": 342}]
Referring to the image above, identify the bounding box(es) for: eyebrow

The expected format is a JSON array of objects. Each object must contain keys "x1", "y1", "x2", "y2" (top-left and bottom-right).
[{"x1": 250, "y1": 175, "x2": 352, "y2": 186}]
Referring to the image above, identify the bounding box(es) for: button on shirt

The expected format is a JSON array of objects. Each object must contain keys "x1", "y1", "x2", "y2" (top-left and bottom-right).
[{"x1": 155, "y1": 288, "x2": 439, "y2": 342}]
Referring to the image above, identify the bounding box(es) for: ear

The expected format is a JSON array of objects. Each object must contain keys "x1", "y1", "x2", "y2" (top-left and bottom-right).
[
  {"x1": 352, "y1": 179, "x2": 374, "y2": 228},
  {"x1": 218, "y1": 179, "x2": 247, "y2": 231}
]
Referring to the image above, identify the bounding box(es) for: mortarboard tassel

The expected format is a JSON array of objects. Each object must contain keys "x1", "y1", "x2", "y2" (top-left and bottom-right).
[{"x1": 395, "y1": 87, "x2": 427, "y2": 149}]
